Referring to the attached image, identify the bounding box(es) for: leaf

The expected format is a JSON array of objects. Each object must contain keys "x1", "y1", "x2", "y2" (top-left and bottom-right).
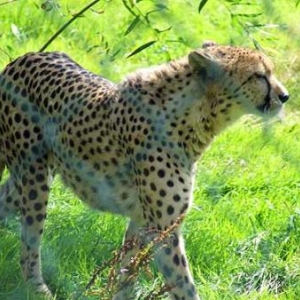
[
  {"x1": 110, "y1": 48, "x2": 122, "y2": 61},
  {"x1": 41, "y1": 0, "x2": 60, "y2": 11},
  {"x1": 127, "y1": 41, "x2": 156, "y2": 58},
  {"x1": 297, "y1": 0, "x2": 300, "y2": 7},
  {"x1": 11, "y1": 23, "x2": 21, "y2": 39},
  {"x1": 233, "y1": 12, "x2": 263, "y2": 18},
  {"x1": 39, "y1": 0, "x2": 100, "y2": 52},
  {"x1": 252, "y1": 38, "x2": 261, "y2": 50},
  {"x1": 198, "y1": 0, "x2": 209, "y2": 13},
  {"x1": 10, "y1": 24, "x2": 20, "y2": 37},
  {"x1": 155, "y1": 3, "x2": 168, "y2": 10},
  {"x1": 122, "y1": 0, "x2": 138, "y2": 17},
  {"x1": 146, "y1": 8, "x2": 165, "y2": 16},
  {"x1": 124, "y1": 16, "x2": 140, "y2": 36},
  {"x1": 154, "y1": 26, "x2": 172, "y2": 33}
]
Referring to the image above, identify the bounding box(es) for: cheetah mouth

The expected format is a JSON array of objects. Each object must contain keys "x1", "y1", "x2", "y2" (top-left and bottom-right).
[
  {"x1": 257, "y1": 102, "x2": 271, "y2": 114},
  {"x1": 255, "y1": 77, "x2": 281, "y2": 115},
  {"x1": 256, "y1": 99, "x2": 282, "y2": 115}
]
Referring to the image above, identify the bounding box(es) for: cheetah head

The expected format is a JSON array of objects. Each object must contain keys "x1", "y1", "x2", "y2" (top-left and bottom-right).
[{"x1": 188, "y1": 44, "x2": 289, "y2": 118}]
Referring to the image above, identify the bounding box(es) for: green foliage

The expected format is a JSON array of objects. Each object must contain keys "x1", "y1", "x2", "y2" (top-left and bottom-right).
[
  {"x1": 0, "y1": 0, "x2": 300, "y2": 299},
  {"x1": 39, "y1": 0, "x2": 101, "y2": 52},
  {"x1": 198, "y1": 0, "x2": 209, "y2": 13}
]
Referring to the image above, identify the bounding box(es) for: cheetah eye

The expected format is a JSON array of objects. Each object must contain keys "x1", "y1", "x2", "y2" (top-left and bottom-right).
[{"x1": 254, "y1": 73, "x2": 267, "y2": 80}]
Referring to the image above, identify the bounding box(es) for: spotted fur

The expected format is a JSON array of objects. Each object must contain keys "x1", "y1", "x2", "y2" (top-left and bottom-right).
[{"x1": 0, "y1": 43, "x2": 289, "y2": 299}]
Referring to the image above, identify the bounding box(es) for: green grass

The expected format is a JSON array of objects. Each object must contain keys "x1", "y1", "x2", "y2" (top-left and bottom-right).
[{"x1": 0, "y1": 0, "x2": 300, "y2": 299}]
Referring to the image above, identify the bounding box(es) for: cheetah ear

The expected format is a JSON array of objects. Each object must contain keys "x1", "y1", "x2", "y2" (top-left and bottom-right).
[
  {"x1": 202, "y1": 40, "x2": 217, "y2": 49},
  {"x1": 188, "y1": 51, "x2": 223, "y2": 81}
]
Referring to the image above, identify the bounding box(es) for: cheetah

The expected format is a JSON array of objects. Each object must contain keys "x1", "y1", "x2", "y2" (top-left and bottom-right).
[{"x1": 0, "y1": 42, "x2": 289, "y2": 299}]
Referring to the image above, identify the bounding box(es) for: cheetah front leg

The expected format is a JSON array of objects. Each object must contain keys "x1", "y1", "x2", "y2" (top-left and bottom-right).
[
  {"x1": 113, "y1": 224, "x2": 199, "y2": 300},
  {"x1": 17, "y1": 163, "x2": 53, "y2": 297},
  {"x1": 132, "y1": 151, "x2": 200, "y2": 299},
  {"x1": 154, "y1": 229, "x2": 200, "y2": 300}
]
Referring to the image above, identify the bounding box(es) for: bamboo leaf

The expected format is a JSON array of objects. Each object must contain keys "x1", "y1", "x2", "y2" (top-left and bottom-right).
[
  {"x1": 110, "y1": 48, "x2": 122, "y2": 61},
  {"x1": 124, "y1": 16, "x2": 140, "y2": 36},
  {"x1": 198, "y1": 0, "x2": 209, "y2": 13},
  {"x1": 154, "y1": 26, "x2": 172, "y2": 33},
  {"x1": 11, "y1": 23, "x2": 21, "y2": 38},
  {"x1": 122, "y1": 0, "x2": 138, "y2": 17},
  {"x1": 155, "y1": 3, "x2": 168, "y2": 10},
  {"x1": 127, "y1": 41, "x2": 156, "y2": 58},
  {"x1": 233, "y1": 12, "x2": 263, "y2": 18}
]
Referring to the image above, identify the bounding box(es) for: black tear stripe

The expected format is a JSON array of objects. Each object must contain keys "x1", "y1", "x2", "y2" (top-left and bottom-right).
[
  {"x1": 254, "y1": 73, "x2": 271, "y2": 105},
  {"x1": 259, "y1": 74, "x2": 271, "y2": 104}
]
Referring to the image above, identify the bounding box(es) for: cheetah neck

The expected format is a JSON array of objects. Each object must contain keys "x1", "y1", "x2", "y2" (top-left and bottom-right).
[
  {"x1": 183, "y1": 91, "x2": 244, "y2": 159},
  {"x1": 120, "y1": 59, "x2": 243, "y2": 162},
  {"x1": 121, "y1": 57, "x2": 205, "y2": 104}
]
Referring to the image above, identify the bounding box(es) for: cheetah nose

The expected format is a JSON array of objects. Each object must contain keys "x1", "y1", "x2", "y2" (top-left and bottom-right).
[{"x1": 279, "y1": 93, "x2": 289, "y2": 103}]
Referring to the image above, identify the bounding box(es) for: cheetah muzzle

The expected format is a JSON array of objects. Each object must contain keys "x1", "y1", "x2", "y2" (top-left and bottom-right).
[{"x1": 0, "y1": 42, "x2": 289, "y2": 299}]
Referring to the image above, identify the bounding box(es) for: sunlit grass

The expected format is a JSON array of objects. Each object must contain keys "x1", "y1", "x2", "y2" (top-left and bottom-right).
[{"x1": 0, "y1": 0, "x2": 299, "y2": 299}]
